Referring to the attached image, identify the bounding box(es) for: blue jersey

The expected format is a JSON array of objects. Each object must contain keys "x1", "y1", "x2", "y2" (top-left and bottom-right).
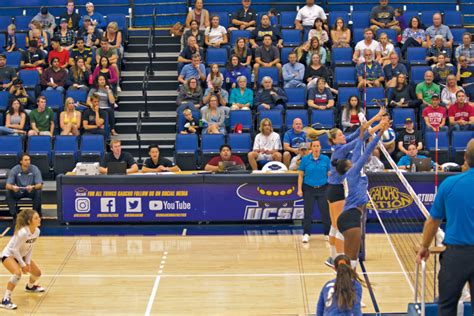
[
  {"x1": 316, "y1": 278, "x2": 362, "y2": 316},
  {"x1": 328, "y1": 128, "x2": 360, "y2": 185},
  {"x1": 343, "y1": 135, "x2": 381, "y2": 211},
  {"x1": 283, "y1": 129, "x2": 307, "y2": 149}
]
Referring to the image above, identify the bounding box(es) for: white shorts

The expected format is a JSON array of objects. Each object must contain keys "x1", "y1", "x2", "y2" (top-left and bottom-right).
[{"x1": 257, "y1": 154, "x2": 273, "y2": 161}]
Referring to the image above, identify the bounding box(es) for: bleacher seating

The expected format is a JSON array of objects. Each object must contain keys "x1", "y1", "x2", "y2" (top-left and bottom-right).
[
  {"x1": 285, "y1": 110, "x2": 309, "y2": 130},
  {"x1": 229, "y1": 110, "x2": 253, "y2": 133},
  {"x1": 227, "y1": 133, "x2": 252, "y2": 160},
  {"x1": 79, "y1": 135, "x2": 105, "y2": 163},
  {"x1": 27, "y1": 135, "x2": 52, "y2": 179},
  {"x1": 206, "y1": 48, "x2": 228, "y2": 66},
  {"x1": 279, "y1": 11, "x2": 296, "y2": 29},
  {"x1": 175, "y1": 133, "x2": 199, "y2": 170},
  {"x1": 0, "y1": 135, "x2": 23, "y2": 169},
  {"x1": 0, "y1": 91, "x2": 10, "y2": 112},
  {"x1": 311, "y1": 110, "x2": 335, "y2": 129},
  {"x1": 258, "y1": 67, "x2": 280, "y2": 86},
  {"x1": 451, "y1": 131, "x2": 473, "y2": 164},
  {"x1": 392, "y1": 108, "x2": 416, "y2": 130},
  {"x1": 258, "y1": 111, "x2": 283, "y2": 132},
  {"x1": 285, "y1": 87, "x2": 307, "y2": 109},
  {"x1": 407, "y1": 48, "x2": 428, "y2": 65},
  {"x1": 201, "y1": 133, "x2": 225, "y2": 166},
  {"x1": 53, "y1": 136, "x2": 79, "y2": 176},
  {"x1": 425, "y1": 131, "x2": 449, "y2": 164},
  {"x1": 282, "y1": 29, "x2": 302, "y2": 47}
]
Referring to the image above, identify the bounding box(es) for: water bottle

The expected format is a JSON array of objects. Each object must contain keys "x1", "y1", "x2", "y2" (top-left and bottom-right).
[{"x1": 410, "y1": 162, "x2": 416, "y2": 173}]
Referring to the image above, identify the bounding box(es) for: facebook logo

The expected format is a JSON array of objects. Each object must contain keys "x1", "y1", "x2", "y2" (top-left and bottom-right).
[{"x1": 100, "y1": 198, "x2": 116, "y2": 213}]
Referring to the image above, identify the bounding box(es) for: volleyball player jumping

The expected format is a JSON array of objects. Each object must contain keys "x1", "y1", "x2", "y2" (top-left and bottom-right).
[
  {"x1": 1, "y1": 209, "x2": 44, "y2": 310},
  {"x1": 332, "y1": 118, "x2": 390, "y2": 270}
]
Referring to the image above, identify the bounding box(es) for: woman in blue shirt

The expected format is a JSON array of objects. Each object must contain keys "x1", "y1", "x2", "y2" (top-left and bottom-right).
[
  {"x1": 316, "y1": 254, "x2": 363, "y2": 316},
  {"x1": 229, "y1": 76, "x2": 253, "y2": 110},
  {"x1": 297, "y1": 139, "x2": 331, "y2": 243}
]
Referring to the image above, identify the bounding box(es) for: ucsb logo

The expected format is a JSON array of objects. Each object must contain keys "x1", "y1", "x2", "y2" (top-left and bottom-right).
[
  {"x1": 367, "y1": 186, "x2": 413, "y2": 211},
  {"x1": 245, "y1": 206, "x2": 305, "y2": 220}
]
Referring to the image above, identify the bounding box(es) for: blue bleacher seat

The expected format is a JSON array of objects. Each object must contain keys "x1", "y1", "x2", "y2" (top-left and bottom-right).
[
  {"x1": 352, "y1": 28, "x2": 365, "y2": 45},
  {"x1": 14, "y1": 16, "x2": 32, "y2": 31},
  {"x1": 451, "y1": 131, "x2": 473, "y2": 164},
  {"x1": 337, "y1": 87, "x2": 360, "y2": 108},
  {"x1": 317, "y1": 132, "x2": 331, "y2": 155},
  {"x1": 227, "y1": 133, "x2": 252, "y2": 156},
  {"x1": 27, "y1": 135, "x2": 52, "y2": 178},
  {"x1": 201, "y1": 133, "x2": 225, "y2": 165},
  {"x1": 281, "y1": 47, "x2": 294, "y2": 64},
  {"x1": 0, "y1": 91, "x2": 11, "y2": 111},
  {"x1": 407, "y1": 47, "x2": 429, "y2": 65},
  {"x1": 229, "y1": 110, "x2": 252, "y2": 132},
  {"x1": 279, "y1": 11, "x2": 296, "y2": 29},
  {"x1": 79, "y1": 134, "x2": 105, "y2": 162},
  {"x1": 425, "y1": 130, "x2": 449, "y2": 163},
  {"x1": 376, "y1": 29, "x2": 397, "y2": 44},
  {"x1": 392, "y1": 108, "x2": 416, "y2": 129},
  {"x1": 258, "y1": 67, "x2": 279, "y2": 86},
  {"x1": 258, "y1": 110, "x2": 283, "y2": 132},
  {"x1": 15, "y1": 33, "x2": 27, "y2": 50},
  {"x1": 206, "y1": 48, "x2": 228, "y2": 66},
  {"x1": 41, "y1": 90, "x2": 64, "y2": 112},
  {"x1": 351, "y1": 12, "x2": 370, "y2": 29},
  {"x1": 5, "y1": 51, "x2": 21, "y2": 69},
  {"x1": 332, "y1": 47, "x2": 353, "y2": 66},
  {"x1": 328, "y1": 11, "x2": 350, "y2": 28},
  {"x1": 443, "y1": 11, "x2": 463, "y2": 28},
  {"x1": 366, "y1": 108, "x2": 379, "y2": 122},
  {"x1": 175, "y1": 133, "x2": 198, "y2": 170},
  {"x1": 53, "y1": 135, "x2": 79, "y2": 175},
  {"x1": 365, "y1": 87, "x2": 386, "y2": 107},
  {"x1": 285, "y1": 109, "x2": 309, "y2": 130},
  {"x1": 404, "y1": 11, "x2": 420, "y2": 24},
  {"x1": 285, "y1": 87, "x2": 307, "y2": 109},
  {"x1": 410, "y1": 66, "x2": 431, "y2": 85},
  {"x1": 0, "y1": 36, "x2": 5, "y2": 53},
  {"x1": 0, "y1": 16, "x2": 12, "y2": 32},
  {"x1": 420, "y1": 10, "x2": 440, "y2": 28},
  {"x1": 282, "y1": 29, "x2": 302, "y2": 47},
  {"x1": 211, "y1": 12, "x2": 230, "y2": 29},
  {"x1": 0, "y1": 135, "x2": 23, "y2": 169},
  {"x1": 229, "y1": 30, "x2": 251, "y2": 45},
  {"x1": 334, "y1": 67, "x2": 356, "y2": 87},
  {"x1": 311, "y1": 109, "x2": 335, "y2": 129},
  {"x1": 451, "y1": 28, "x2": 467, "y2": 46},
  {"x1": 66, "y1": 89, "x2": 88, "y2": 105},
  {"x1": 19, "y1": 70, "x2": 40, "y2": 88},
  {"x1": 0, "y1": 112, "x2": 3, "y2": 125}
]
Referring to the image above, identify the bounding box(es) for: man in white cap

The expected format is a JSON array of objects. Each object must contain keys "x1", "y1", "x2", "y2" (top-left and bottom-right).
[{"x1": 79, "y1": 2, "x2": 106, "y2": 29}]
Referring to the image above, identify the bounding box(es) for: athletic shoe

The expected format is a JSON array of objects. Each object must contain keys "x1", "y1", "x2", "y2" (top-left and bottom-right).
[
  {"x1": 302, "y1": 234, "x2": 310, "y2": 243},
  {"x1": 324, "y1": 257, "x2": 335, "y2": 268},
  {"x1": 361, "y1": 301, "x2": 367, "y2": 308},
  {"x1": 323, "y1": 235, "x2": 329, "y2": 241},
  {"x1": 25, "y1": 284, "x2": 45, "y2": 293},
  {"x1": 0, "y1": 298, "x2": 17, "y2": 310}
]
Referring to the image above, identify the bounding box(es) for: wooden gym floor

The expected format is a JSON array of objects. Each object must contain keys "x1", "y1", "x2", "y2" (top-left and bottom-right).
[{"x1": 0, "y1": 233, "x2": 414, "y2": 315}]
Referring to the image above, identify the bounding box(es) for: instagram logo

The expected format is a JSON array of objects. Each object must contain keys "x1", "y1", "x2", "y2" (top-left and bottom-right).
[{"x1": 75, "y1": 198, "x2": 91, "y2": 213}]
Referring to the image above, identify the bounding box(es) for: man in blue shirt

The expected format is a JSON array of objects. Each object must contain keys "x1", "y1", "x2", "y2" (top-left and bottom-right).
[
  {"x1": 383, "y1": 52, "x2": 407, "y2": 88},
  {"x1": 283, "y1": 118, "x2": 307, "y2": 168},
  {"x1": 357, "y1": 49, "x2": 384, "y2": 89},
  {"x1": 425, "y1": 13, "x2": 453, "y2": 48},
  {"x1": 178, "y1": 54, "x2": 206, "y2": 85},
  {"x1": 417, "y1": 139, "x2": 474, "y2": 315},
  {"x1": 282, "y1": 52, "x2": 305, "y2": 88},
  {"x1": 79, "y1": 2, "x2": 106, "y2": 29},
  {"x1": 397, "y1": 144, "x2": 435, "y2": 170}
]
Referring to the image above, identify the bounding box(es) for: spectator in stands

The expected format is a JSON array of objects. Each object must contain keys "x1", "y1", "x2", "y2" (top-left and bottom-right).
[
  {"x1": 248, "y1": 118, "x2": 282, "y2": 170},
  {"x1": 204, "y1": 144, "x2": 245, "y2": 172},
  {"x1": 283, "y1": 51, "x2": 305, "y2": 89},
  {"x1": 455, "y1": 32, "x2": 474, "y2": 66},
  {"x1": 401, "y1": 16, "x2": 425, "y2": 56},
  {"x1": 457, "y1": 56, "x2": 474, "y2": 99},
  {"x1": 369, "y1": 0, "x2": 400, "y2": 34},
  {"x1": 423, "y1": 94, "x2": 448, "y2": 132},
  {"x1": 233, "y1": 38, "x2": 252, "y2": 68},
  {"x1": 441, "y1": 74, "x2": 464, "y2": 106},
  {"x1": 384, "y1": 52, "x2": 407, "y2": 88},
  {"x1": 289, "y1": 142, "x2": 310, "y2": 171},
  {"x1": 0, "y1": 99, "x2": 26, "y2": 135},
  {"x1": 67, "y1": 57, "x2": 90, "y2": 92},
  {"x1": 229, "y1": 76, "x2": 253, "y2": 110},
  {"x1": 31, "y1": 7, "x2": 56, "y2": 37},
  {"x1": 253, "y1": 34, "x2": 282, "y2": 88},
  {"x1": 299, "y1": 36, "x2": 327, "y2": 66},
  {"x1": 388, "y1": 73, "x2": 421, "y2": 108},
  {"x1": 249, "y1": 15, "x2": 282, "y2": 49},
  {"x1": 178, "y1": 36, "x2": 204, "y2": 74},
  {"x1": 357, "y1": 49, "x2": 385, "y2": 89},
  {"x1": 394, "y1": 7, "x2": 406, "y2": 31},
  {"x1": 54, "y1": 18, "x2": 76, "y2": 51},
  {"x1": 180, "y1": 109, "x2": 200, "y2": 135},
  {"x1": 5, "y1": 24, "x2": 17, "y2": 52},
  {"x1": 341, "y1": 96, "x2": 363, "y2": 132},
  {"x1": 416, "y1": 70, "x2": 440, "y2": 106},
  {"x1": 92, "y1": 56, "x2": 119, "y2": 91},
  {"x1": 202, "y1": 77, "x2": 229, "y2": 116},
  {"x1": 0, "y1": 54, "x2": 17, "y2": 90},
  {"x1": 20, "y1": 40, "x2": 46, "y2": 74},
  {"x1": 178, "y1": 53, "x2": 206, "y2": 85},
  {"x1": 8, "y1": 79, "x2": 30, "y2": 109},
  {"x1": 426, "y1": 13, "x2": 453, "y2": 48},
  {"x1": 330, "y1": 17, "x2": 351, "y2": 48},
  {"x1": 183, "y1": 20, "x2": 205, "y2": 48},
  {"x1": 353, "y1": 28, "x2": 381, "y2": 64},
  {"x1": 6, "y1": 153, "x2": 43, "y2": 218},
  {"x1": 432, "y1": 54, "x2": 455, "y2": 85},
  {"x1": 176, "y1": 77, "x2": 203, "y2": 114},
  {"x1": 142, "y1": 144, "x2": 181, "y2": 173},
  {"x1": 395, "y1": 118, "x2": 423, "y2": 161},
  {"x1": 105, "y1": 22, "x2": 124, "y2": 58},
  {"x1": 60, "y1": 0, "x2": 81, "y2": 31},
  {"x1": 228, "y1": 0, "x2": 257, "y2": 32},
  {"x1": 41, "y1": 57, "x2": 68, "y2": 93},
  {"x1": 77, "y1": 17, "x2": 101, "y2": 48},
  {"x1": 426, "y1": 37, "x2": 452, "y2": 66},
  {"x1": 185, "y1": 0, "x2": 210, "y2": 31},
  {"x1": 204, "y1": 15, "x2": 228, "y2": 48},
  {"x1": 82, "y1": 93, "x2": 106, "y2": 135},
  {"x1": 69, "y1": 39, "x2": 93, "y2": 71},
  {"x1": 283, "y1": 118, "x2": 307, "y2": 167},
  {"x1": 201, "y1": 95, "x2": 226, "y2": 134},
  {"x1": 96, "y1": 37, "x2": 119, "y2": 77},
  {"x1": 48, "y1": 38, "x2": 70, "y2": 69},
  {"x1": 377, "y1": 32, "x2": 395, "y2": 67},
  {"x1": 206, "y1": 63, "x2": 224, "y2": 90},
  {"x1": 397, "y1": 144, "x2": 435, "y2": 170},
  {"x1": 303, "y1": 53, "x2": 329, "y2": 88},
  {"x1": 60, "y1": 97, "x2": 81, "y2": 136},
  {"x1": 254, "y1": 76, "x2": 287, "y2": 111},
  {"x1": 224, "y1": 55, "x2": 250, "y2": 89},
  {"x1": 295, "y1": 0, "x2": 327, "y2": 32},
  {"x1": 99, "y1": 139, "x2": 138, "y2": 174},
  {"x1": 448, "y1": 90, "x2": 474, "y2": 131},
  {"x1": 80, "y1": 2, "x2": 106, "y2": 30},
  {"x1": 308, "y1": 18, "x2": 329, "y2": 46},
  {"x1": 27, "y1": 21, "x2": 49, "y2": 51},
  {"x1": 307, "y1": 77, "x2": 335, "y2": 111},
  {"x1": 28, "y1": 96, "x2": 54, "y2": 136},
  {"x1": 87, "y1": 74, "x2": 118, "y2": 135}
]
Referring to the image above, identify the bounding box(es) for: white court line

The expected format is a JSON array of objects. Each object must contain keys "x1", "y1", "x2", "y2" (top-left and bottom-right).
[{"x1": 144, "y1": 275, "x2": 161, "y2": 316}]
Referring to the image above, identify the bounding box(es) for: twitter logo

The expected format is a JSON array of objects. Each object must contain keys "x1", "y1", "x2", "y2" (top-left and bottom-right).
[{"x1": 126, "y1": 198, "x2": 142, "y2": 213}]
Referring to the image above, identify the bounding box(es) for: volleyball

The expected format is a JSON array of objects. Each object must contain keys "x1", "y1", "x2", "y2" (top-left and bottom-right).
[{"x1": 381, "y1": 128, "x2": 396, "y2": 145}]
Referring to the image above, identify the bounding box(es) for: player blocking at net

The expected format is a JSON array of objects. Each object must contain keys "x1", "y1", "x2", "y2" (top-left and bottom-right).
[
  {"x1": 332, "y1": 115, "x2": 390, "y2": 270},
  {"x1": 0, "y1": 209, "x2": 44, "y2": 310}
]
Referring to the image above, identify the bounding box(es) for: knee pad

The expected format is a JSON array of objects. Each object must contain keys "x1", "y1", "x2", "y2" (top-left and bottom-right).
[
  {"x1": 9, "y1": 274, "x2": 21, "y2": 285},
  {"x1": 337, "y1": 209, "x2": 361, "y2": 234},
  {"x1": 335, "y1": 230, "x2": 345, "y2": 241},
  {"x1": 329, "y1": 226, "x2": 337, "y2": 237}
]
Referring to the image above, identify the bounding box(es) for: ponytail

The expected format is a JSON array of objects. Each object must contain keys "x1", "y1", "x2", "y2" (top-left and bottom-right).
[
  {"x1": 334, "y1": 255, "x2": 365, "y2": 311},
  {"x1": 14, "y1": 209, "x2": 38, "y2": 235},
  {"x1": 303, "y1": 126, "x2": 329, "y2": 141}
]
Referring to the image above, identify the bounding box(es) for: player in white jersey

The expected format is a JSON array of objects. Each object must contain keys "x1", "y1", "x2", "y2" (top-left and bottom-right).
[{"x1": 1, "y1": 209, "x2": 44, "y2": 310}]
